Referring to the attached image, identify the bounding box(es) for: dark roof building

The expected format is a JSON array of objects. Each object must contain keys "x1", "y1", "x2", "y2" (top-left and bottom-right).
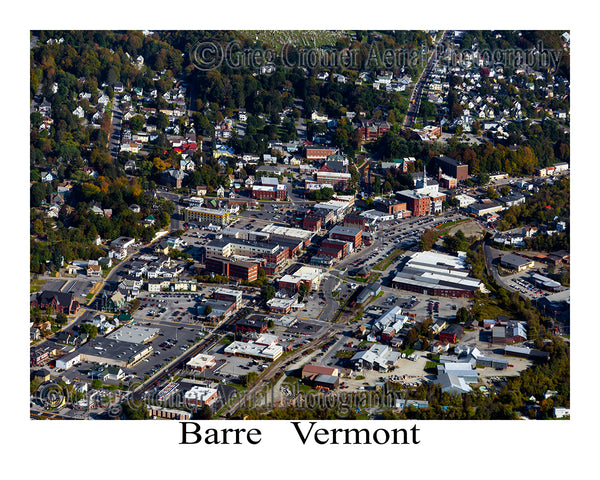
[
  {"x1": 31, "y1": 290, "x2": 80, "y2": 315},
  {"x1": 356, "y1": 283, "x2": 382, "y2": 304},
  {"x1": 312, "y1": 374, "x2": 340, "y2": 390},
  {"x1": 439, "y1": 324, "x2": 464, "y2": 343},
  {"x1": 500, "y1": 253, "x2": 535, "y2": 272},
  {"x1": 235, "y1": 317, "x2": 268, "y2": 334},
  {"x1": 433, "y1": 155, "x2": 469, "y2": 181}
]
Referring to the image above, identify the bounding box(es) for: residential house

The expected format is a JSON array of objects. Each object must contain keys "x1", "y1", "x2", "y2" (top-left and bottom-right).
[
  {"x1": 106, "y1": 291, "x2": 126, "y2": 312},
  {"x1": 87, "y1": 261, "x2": 102, "y2": 277},
  {"x1": 161, "y1": 168, "x2": 187, "y2": 188}
]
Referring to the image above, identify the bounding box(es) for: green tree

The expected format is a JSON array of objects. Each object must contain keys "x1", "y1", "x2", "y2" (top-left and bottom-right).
[
  {"x1": 194, "y1": 404, "x2": 212, "y2": 420},
  {"x1": 455, "y1": 307, "x2": 469, "y2": 324},
  {"x1": 418, "y1": 229, "x2": 440, "y2": 251},
  {"x1": 33, "y1": 219, "x2": 45, "y2": 236},
  {"x1": 487, "y1": 186, "x2": 499, "y2": 200},
  {"x1": 80, "y1": 323, "x2": 98, "y2": 339},
  {"x1": 30, "y1": 182, "x2": 47, "y2": 207},
  {"x1": 129, "y1": 115, "x2": 145, "y2": 133},
  {"x1": 129, "y1": 298, "x2": 141, "y2": 313},
  {"x1": 91, "y1": 379, "x2": 103, "y2": 389},
  {"x1": 241, "y1": 371, "x2": 259, "y2": 387},
  {"x1": 30, "y1": 112, "x2": 44, "y2": 129},
  {"x1": 261, "y1": 284, "x2": 276, "y2": 301},
  {"x1": 420, "y1": 100, "x2": 437, "y2": 123},
  {"x1": 156, "y1": 112, "x2": 169, "y2": 131},
  {"x1": 123, "y1": 401, "x2": 149, "y2": 420},
  {"x1": 477, "y1": 173, "x2": 490, "y2": 185},
  {"x1": 298, "y1": 282, "x2": 309, "y2": 302}
]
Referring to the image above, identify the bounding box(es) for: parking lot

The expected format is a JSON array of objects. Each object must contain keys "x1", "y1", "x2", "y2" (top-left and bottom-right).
[
  {"x1": 295, "y1": 291, "x2": 329, "y2": 321},
  {"x1": 501, "y1": 269, "x2": 561, "y2": 301},
  {"x1": 135, "y1": 291, "x2": 207, "y2": 325},
  {"x1": 362, "y1": 287, "x2": 472, "y2": 324},
  {"x1": 241, "y1": 203, "x2": 293, "y2": 226},
  {"x1": 204, "y1": 342, "x2": 270, "y2": 381},
  {"x1": 62, "y1": 279, "x2": 97, "y2": 302}
]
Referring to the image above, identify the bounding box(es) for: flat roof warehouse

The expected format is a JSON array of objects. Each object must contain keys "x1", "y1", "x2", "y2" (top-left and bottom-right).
[{"x1": 391, "y1": 251, "x2": 483, "y2": 297}]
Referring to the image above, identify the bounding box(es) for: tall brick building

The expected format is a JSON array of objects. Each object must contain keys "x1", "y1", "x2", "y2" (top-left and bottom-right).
[
  {"x1": 329, "y1": 225, "x2": 362, "y2": 249},
  {"x1": 433, "y1": 155, "x2": 469, "y2": 181}
]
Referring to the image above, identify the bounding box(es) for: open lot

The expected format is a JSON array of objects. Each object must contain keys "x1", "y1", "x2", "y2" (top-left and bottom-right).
[
  {"x1": 136, "y1": 291, "x2": 205, "y2": 324},
  {"x1": 62, "y1": 279, "x2": 98, "y2": 302},
  {"x1": 295, "y1": 292, "x2": 328, "y2": 321},
  {"x1": 361, "y1": 287, "x2": 473, "y2": 324},
  {"x1": 34, "y1": 278, "x2": 68, "y2": 295},
  {"x1": 499, "y1": 268, "x2": 562, "y2": 301},
  {"x1": 204, "y1": 343, "x2": 268, "y2": 380}
]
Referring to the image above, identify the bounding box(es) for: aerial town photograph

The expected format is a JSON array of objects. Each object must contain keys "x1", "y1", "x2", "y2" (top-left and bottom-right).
[{"x1": 29, "y1": 28, "x2": 572, "y2": 427}]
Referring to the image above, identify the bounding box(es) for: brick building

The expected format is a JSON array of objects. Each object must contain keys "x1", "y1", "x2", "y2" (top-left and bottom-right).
[
  {"x1": 302, "y1": 215, "x2": 322, "y2": 232},
  {"x1": 439, "y1": 324, "x2": 464, "y2": 343},
  {"x1": 397, "y1": 190, "x2": 431, "y2": 217},
  {"x1": 251, "y1": 184, "x2": 287, "y2": 200},
  {"x1": 306, "y1": 146, "x2": 338, "y2": 160},
  {"x1": 433, "y1": 155, "x2": 469, "y2": 181},
  {"x1": 212, "y1": 288, "x2": 243, "y2": 308},
  {"x1": 357, "y1": 120, "x2": 391, "y2": 143},
  {"x1": 343, "y1": 214, "x2": 367, "y2": 231},
  {"x1": 31, "y1": 291, "x2": 80, "y2": 315},
  {"x1": 375, "y1": 198, "x2": 408, "y2": 215},
  {"x1": 329, "y1": 225, "x2": 362, "y2": 249},
  {"x1": 235, "y1": 317, "x2": 269, "y2": 334},
  {"x1": 315, "y1": 171, "x2": 352, "y2": 191},
  {"x1": 205, "y1": 255, "x2": 259, "y2": 282}
]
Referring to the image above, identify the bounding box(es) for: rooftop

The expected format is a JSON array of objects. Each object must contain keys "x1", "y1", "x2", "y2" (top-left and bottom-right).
[
  {"x1": 329, "y1": 225, "x2": 362, "y2": 237},
  {"x1": 106, "y1": 325, "x2": 160, "y2": 344}
]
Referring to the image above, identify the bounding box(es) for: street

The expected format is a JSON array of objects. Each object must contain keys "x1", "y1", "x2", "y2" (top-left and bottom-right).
[
  {"x1": 404, "y1": 30, "x2": 447, "y2": 128},
  {"x1": 108, "y1": 96, "x2": 122, "y2": 160}
]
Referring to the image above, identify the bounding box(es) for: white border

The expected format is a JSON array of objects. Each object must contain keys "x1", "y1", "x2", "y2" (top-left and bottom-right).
[{"x1": 6, "y1": 1, "x2": 594, "y2": 478}]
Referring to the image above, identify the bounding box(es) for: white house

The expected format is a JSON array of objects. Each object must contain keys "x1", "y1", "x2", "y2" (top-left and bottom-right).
[{"x1": 73, "y1": 106, "x2": 85, "y2": 118}]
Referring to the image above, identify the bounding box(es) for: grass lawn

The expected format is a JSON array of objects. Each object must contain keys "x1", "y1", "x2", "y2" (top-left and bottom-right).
[
  {"x1": 348, "y1": 272, "x2": 382, "y2": 284},
  {"x1": 373, "y1": 248, "x2": 404, "y2": 271},
  {"x1": 282, "y1": 376, "x2": 313, "y2": 394},
  {"x1": 435, "y1": 218, "x2": 470, "y2": 236},
  {"x1": 219, "y1": 334, "x2": 235, "y2": 345},
  {"x1": 472, "y1": 293, "x2": 515, "y2": 320}
]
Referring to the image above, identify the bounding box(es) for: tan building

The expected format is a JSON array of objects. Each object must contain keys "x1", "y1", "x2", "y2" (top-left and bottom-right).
[
  {"x1": 186, "y1": 353, "x2": 217, "y2": 372},
  {"x1": 184, "y1": 206, "x2": 234, "y2": 226},
  {"x1": 500, "y1": 253, "x2": 535, "y2": 272}
]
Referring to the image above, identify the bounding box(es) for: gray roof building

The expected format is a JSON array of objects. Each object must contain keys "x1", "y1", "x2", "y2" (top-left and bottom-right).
[
  {"x1": 76, "y1": 337, "x2": 152, "y2": 367},
  {"x1": 500, "y1": 253, "x2": 534, "y2": 271},
  {"x1": 356, "y1": 283, "x2": 382, "y2": 305},
  {"x1": 435, "y1": 372, "x2": 472, "y2": 394}
]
